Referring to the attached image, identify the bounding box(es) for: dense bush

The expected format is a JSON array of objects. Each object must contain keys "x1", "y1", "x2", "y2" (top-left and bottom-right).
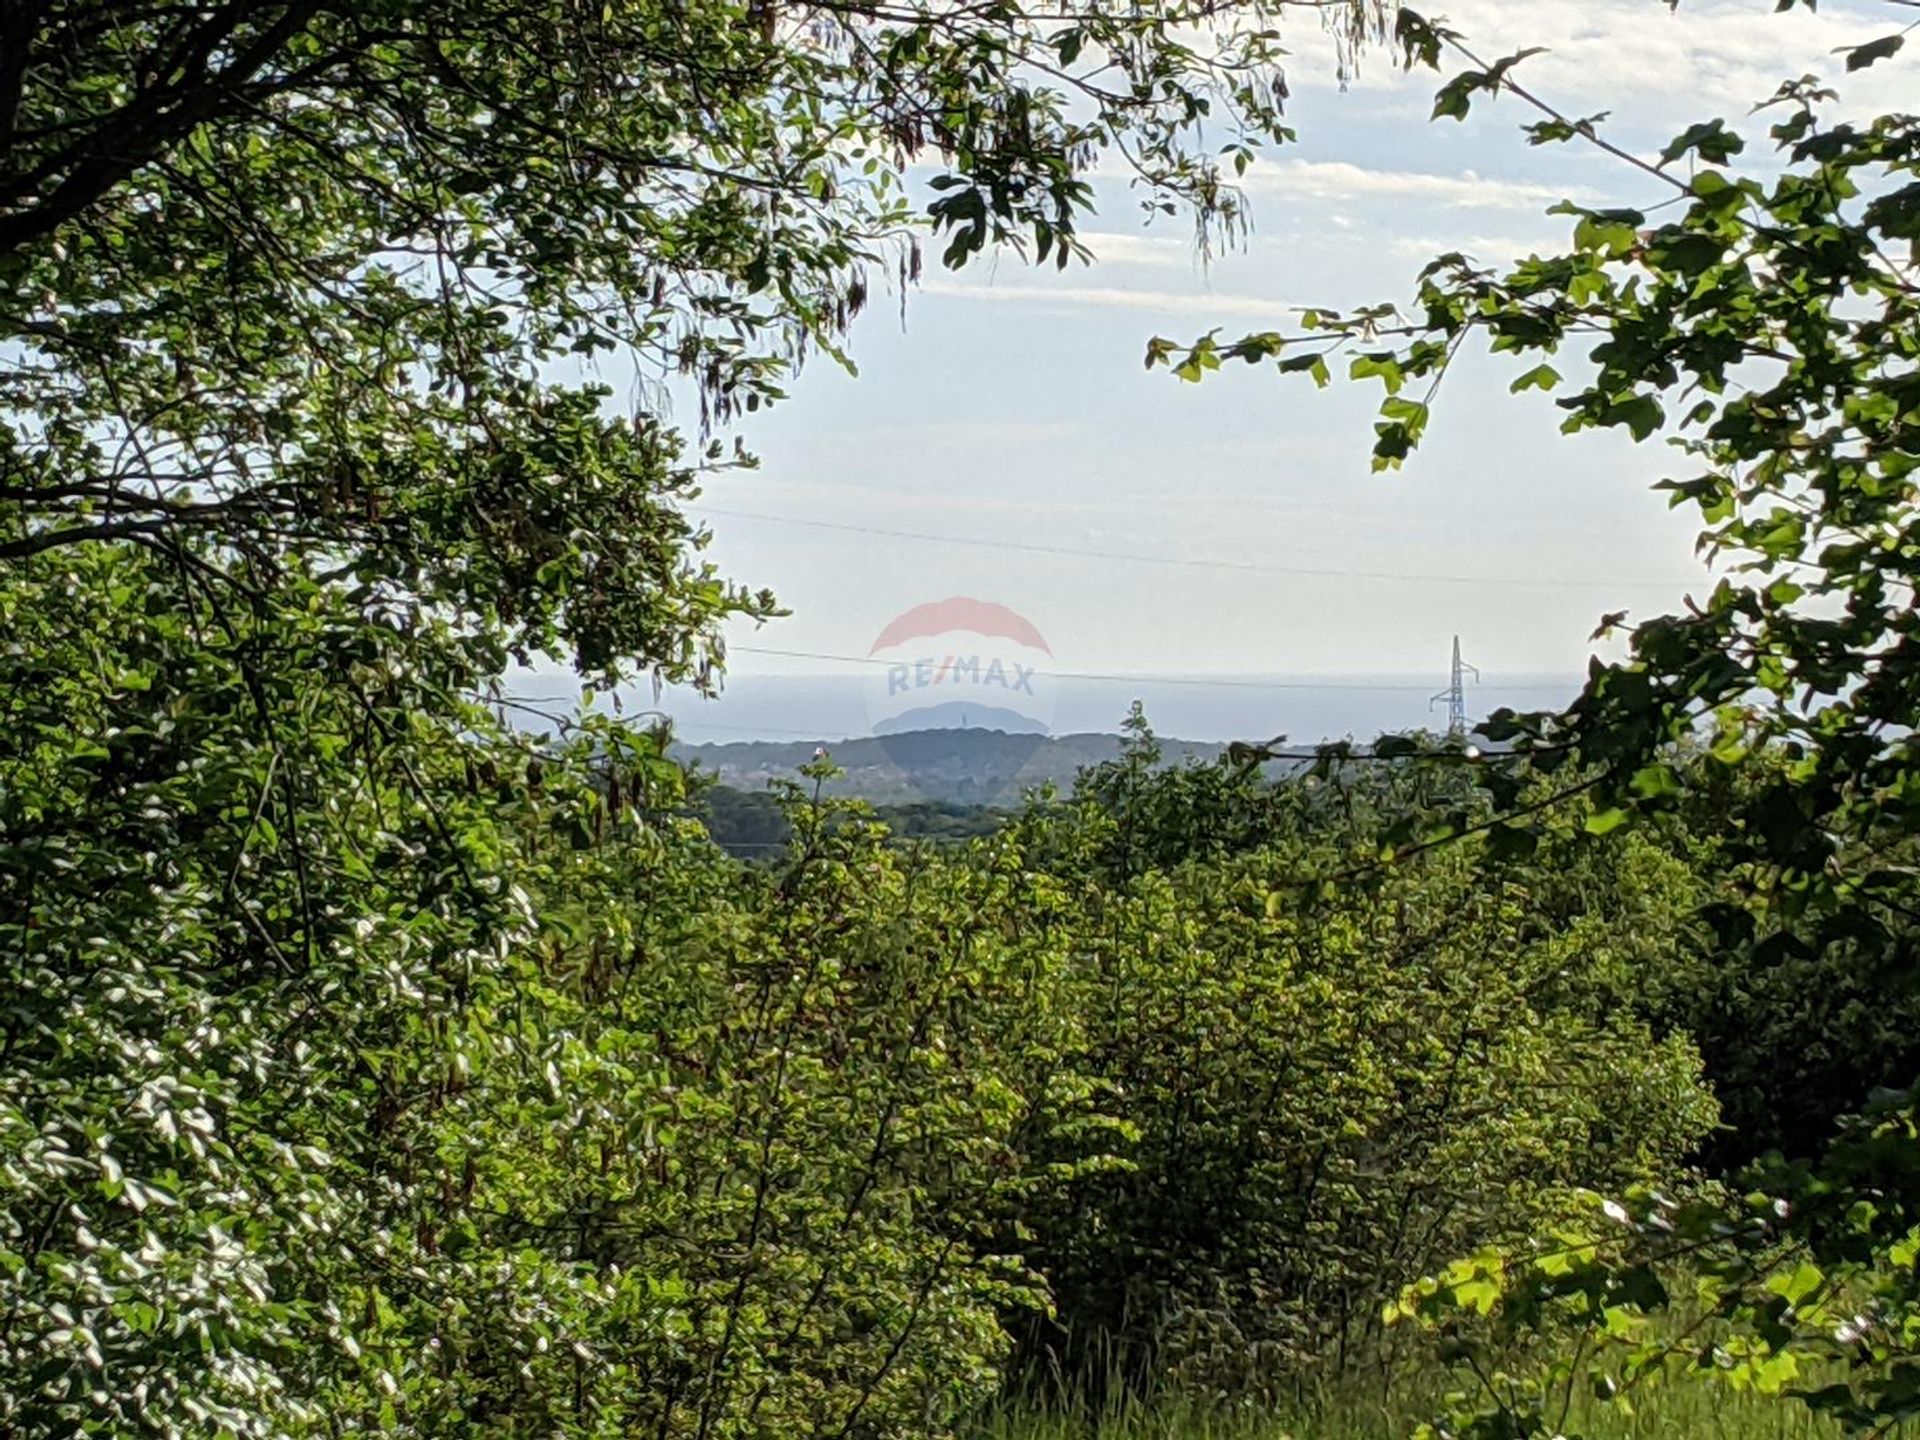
[
  {"x1": 0, "y1": 545, "x2": 527, "y2": 1435},
  {"x1": 0, "y1": 547, "x2": 1097, "y2": 1437},
  {"x1": 0, "y1": 554, "x2": 1727, "y2": 1433},
  {"x1": 471, "y1": 784, "x2": 1112, "y2": 1440},
  {"x1": 695, "y1": 782, "x2": 1008, "y2": 859},
  {"x1": 1627, "y1": 758, "x2": 1920, "y2": 1172},
  {"x1": 998, "y1": 726, "x2": 1717, "y2": 1399}
]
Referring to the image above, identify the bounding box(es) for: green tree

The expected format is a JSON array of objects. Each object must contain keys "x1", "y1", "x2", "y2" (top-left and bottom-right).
[
  {"x1": 1152, "y1": 1, "x2": 1920, "y2": 1432},
  {"x1": 0, "y1": 1, "x2": 1390, "y2": 1433},
  {"x1": 0, "y1": 0, "x2": 1361, "y2": 683}
]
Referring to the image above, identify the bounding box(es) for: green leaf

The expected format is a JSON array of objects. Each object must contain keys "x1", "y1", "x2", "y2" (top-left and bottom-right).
[
  {"x1": 1659, "y1": 119, "x2": 1745, "y2": 167},
  {"x1": 1584, "y1": 807, "x2": 1629, "y2": 835},
  {"x1": 1484, "y1": 822, "x2": 1540, "y2": 862},
  {"x1": 1842, "y1": 34, "x2": 1904, "y2": 70},
  {"x1": 1431, "y1": 71, "x2": 1482, "y2": 122},
  {"x1": 1765, "y1": 1260, "x2": 1824, "y2": 1306},
  {"x1": 1612, "y1": 395, "x2": 1666, "y2": 442}
]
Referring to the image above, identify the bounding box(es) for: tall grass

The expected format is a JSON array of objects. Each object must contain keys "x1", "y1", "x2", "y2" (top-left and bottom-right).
[{"x1": 973, "y1": 1376, "x2": 1847, "y2": 1440}]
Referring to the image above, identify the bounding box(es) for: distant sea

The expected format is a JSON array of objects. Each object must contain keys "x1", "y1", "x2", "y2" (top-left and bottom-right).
[{"x1": 507, "y1": 670, "x2": 1588, "y2": 746}]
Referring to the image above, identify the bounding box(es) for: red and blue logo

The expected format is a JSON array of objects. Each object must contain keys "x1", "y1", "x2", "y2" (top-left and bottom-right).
[{"x1": 864, "y1": 597, "x2": 1055, "y2": 738}]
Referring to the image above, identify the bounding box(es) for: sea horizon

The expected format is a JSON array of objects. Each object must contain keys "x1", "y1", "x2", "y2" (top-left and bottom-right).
[{"x1": 506, "y1": 668, "x2": 1592, "y2": 747}]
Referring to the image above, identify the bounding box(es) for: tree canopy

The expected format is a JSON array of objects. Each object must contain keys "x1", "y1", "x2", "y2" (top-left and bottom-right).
[
  {"x1": 0, "y1": 0, "x2": 1377, "y2": 682},
  {"x1": 0, "y1": 3, "x2": 1403, "y2": 1434}
]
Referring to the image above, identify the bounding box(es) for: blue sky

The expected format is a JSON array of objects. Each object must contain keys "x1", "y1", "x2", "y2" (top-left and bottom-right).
[{"x1": 559, "y1": 0, "x2": 1912, "y2": 742}]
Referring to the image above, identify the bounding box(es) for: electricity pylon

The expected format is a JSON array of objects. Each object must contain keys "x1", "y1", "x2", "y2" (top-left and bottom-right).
[{"x1": 1430, "y1": 635, "x2": 1479, "y2": 737}]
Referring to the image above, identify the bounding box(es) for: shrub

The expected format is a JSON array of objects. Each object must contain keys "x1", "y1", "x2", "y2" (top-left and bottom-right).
[
  {"x1": 0, "y1": 551, "x2": 1102, "y2": 1438},
  {"x1": 1001, "y1": 732, "x2": 1717, "y2": 1399}
]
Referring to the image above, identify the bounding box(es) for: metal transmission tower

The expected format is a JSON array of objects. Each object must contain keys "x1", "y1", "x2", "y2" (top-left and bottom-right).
[{"x1": 1430, "y1": 635, "x2": 1479, "y2": 737}]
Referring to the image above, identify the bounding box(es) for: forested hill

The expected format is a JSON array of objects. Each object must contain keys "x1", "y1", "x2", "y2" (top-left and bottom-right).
[{"x1": 673, "y1": 727, "x2": 1230, "y2": 804}]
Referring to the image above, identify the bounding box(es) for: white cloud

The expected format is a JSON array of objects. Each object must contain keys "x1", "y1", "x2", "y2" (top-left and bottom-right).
[
  {"x1": 1239, "y1": 156, "x2": 1592, "y2": 210},
  {"x1": 1074, "y1": 231, "x2": 1195, "y2": 270},
  {"x1": 1437, "y1": 0, "x2": 1910, "y2": 115},
  {"x1": 1281, "y1": 0, "x2": 1913, "y2": 123},
  {"x1": 919, "y1": 277, "x2": 1309, "y2": 322},
  {"x1": 1385, "y1": 231, "x2": 1566, "y2": 262}
]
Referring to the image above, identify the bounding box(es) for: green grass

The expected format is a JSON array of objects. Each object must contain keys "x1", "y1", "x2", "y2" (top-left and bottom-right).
[{"x1": 973, "y1": 1380, "x2": 1848, "y2": 1440}]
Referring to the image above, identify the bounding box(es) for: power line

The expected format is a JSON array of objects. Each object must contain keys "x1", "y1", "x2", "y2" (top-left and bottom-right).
[
  {"x1": 727, "y1": 643, "x2": 1567, "y2": 694},
  {"x1": 496, "y1": 697, "x2": 862, "y2": 743},
  {"x1": 687, "y1": 505, "x2": 1701, "y2": 593}
]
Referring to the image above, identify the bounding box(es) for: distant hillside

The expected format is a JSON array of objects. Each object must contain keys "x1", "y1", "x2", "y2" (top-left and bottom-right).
[
  {"x1": 696, "y1": 786, "x2": 1009, "y2": 859},
  {"x1": 672, "y1": 727, "x2": 1227, "y2": 804}
]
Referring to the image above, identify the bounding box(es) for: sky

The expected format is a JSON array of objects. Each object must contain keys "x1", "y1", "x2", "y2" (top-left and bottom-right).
[{"x1": 539, "y1": 0, "x2": 1913, "y2": 745}]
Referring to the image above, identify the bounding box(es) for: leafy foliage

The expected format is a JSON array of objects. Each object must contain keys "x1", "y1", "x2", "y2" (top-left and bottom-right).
[
  {"x1": 1156, "y1": 9, "x2": 1920, "y2": 897},
  {"x1": 0, "y1": 1, "x2": 1392, "y2": 1434},
  {"x1": 695, "y1": 782, "x2": 1008, "y2": 858},
  {"x1": 1146, "y1": 3, "x2": 1920, "y2": 1433},
  {"x1": 1003, "y1": 722, "x2": 1715, "y2": 1400},
  {"x1": 0, "y1": 555, "x2": 1102, "y2": 1436},
  {"x1": 1629, "y1": 755, "x2": 1920, "y2": 1172},
  {"x1": 17, "y1": 0, "x2": 1916, "y2": 1434}
]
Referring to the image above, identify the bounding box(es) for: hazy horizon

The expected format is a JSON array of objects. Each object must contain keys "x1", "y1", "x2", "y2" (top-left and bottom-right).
[{"x1": 507, "y1": 668, "x2": 1587, "y2": 747}]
